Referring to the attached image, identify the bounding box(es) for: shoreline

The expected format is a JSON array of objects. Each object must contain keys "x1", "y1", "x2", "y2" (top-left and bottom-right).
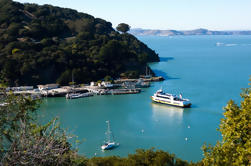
[{"x1": 2, "y1": 76, "x2": 165, "y2": 98}]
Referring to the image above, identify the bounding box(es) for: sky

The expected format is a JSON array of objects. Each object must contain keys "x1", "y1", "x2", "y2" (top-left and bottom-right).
[{"x1": 16, "y1": 0, "x2": 251, "y2": 30}]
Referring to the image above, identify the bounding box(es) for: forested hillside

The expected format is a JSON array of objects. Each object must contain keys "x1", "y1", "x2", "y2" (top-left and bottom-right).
[{"x1": 0, "y1": 0, "x2": 159, "y2": 86}]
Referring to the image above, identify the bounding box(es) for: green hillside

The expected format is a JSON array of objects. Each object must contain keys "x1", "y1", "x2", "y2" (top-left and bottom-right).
[{"x1": 0, "y1": 0, "x2": 159, "y2": 86}]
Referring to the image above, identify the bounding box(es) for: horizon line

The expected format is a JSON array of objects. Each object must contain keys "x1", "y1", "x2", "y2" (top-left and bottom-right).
[{"x1": 130, "y1": 28, "x2": 251, "y2": 31}]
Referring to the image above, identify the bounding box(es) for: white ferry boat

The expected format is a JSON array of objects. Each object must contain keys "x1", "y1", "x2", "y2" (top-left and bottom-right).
[{"x1": 151, "y1": 89, "x2": 191, "y2": 108}]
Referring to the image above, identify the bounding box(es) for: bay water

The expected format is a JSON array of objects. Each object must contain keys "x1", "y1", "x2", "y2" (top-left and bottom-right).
[{"x1": 39, "y1": 35, "x2": 251, "y2": 162}]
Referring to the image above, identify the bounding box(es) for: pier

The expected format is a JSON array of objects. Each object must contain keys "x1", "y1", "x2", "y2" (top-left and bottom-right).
[
  {"x1": 109, "y1": 88, "x2": 141, "y2": 95},
  {"x1": 2, "y1": 76, "x2": 163, "y2": 99},
  {"x1": 114, "y1": 76, "x2": 164, "y2": 83}
]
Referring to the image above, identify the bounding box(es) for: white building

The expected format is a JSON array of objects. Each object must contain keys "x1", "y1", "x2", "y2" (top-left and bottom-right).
[
  {"x1": 6, "y1": 86, "x2": 34, "y2": 91},
  {"x1": 37, "y1": 84, "x2": 59, "y2": 91},
  {"x1": 101, "y1": 81, "x2": 113, "y2": 88}
]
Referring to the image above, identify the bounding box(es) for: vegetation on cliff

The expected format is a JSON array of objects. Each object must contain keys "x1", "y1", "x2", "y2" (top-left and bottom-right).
[{"x1": 0, "y1": 0, "x2": 159, "y2": 86}]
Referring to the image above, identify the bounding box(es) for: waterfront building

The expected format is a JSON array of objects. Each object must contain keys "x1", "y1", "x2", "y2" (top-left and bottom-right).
[{"x1": 37, "y1": 84, "x2": 59, "y2": 91}]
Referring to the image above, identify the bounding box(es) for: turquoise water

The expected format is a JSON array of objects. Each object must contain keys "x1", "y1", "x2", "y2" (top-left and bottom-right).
[{"x1": 39, "y1": 35, "x2": 251, "y2": 162}]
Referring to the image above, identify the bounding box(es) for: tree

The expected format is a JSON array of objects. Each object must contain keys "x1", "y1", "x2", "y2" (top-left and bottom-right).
[
  {"x1": 0, "y1": 92, "x2": 78, "y2": 165},
  {"x1": 0, "y1": 92, "x2": 39, "y2": 148},
  {"x1": 104, "y1": 75, "x2": 112, "y2": 82},
  {"x1": 1, "y1": 119, "x2": 74, "y2": 165},
  {"x1": 86, "y1": 148, "x2": 201, "y2": 166},
  {"x1": 116, "y1": 23, "x2": 130, "y2": 33},
  {"x1": 202, "y1": 80, "x2": 251, "y2": 166}
]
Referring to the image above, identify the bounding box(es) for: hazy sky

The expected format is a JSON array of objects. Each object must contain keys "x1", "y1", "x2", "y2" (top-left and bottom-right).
[{"x1": 16, "y1": 0, "x2": 251, "y2": 30}]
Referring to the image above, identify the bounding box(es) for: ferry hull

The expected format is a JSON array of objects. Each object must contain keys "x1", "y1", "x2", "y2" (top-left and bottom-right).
[{"x1": 151, "y1": 97, "x2": 191, "y2": 108}]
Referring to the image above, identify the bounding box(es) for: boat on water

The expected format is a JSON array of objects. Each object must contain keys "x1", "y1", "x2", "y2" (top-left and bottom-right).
[
  {"x1": 151, "y1": 89, "x2": 191, "y2": 108},
  {"x1": 135, "y1": 79, "x2": 150, "y2": 88},
  {"x1": 0, "y1": 102, "x2": 8, "y2": 107},
  {"x1": 101, "y1": 120, "x2": 119, "y2": 150},
  {"x1": 140, "y1": 66, "x2": 152, "y2": 79},
  {"x1": 216, "y1": 42, "x2": 224, "y2": 46},
  {"x1": 65, "y1": 92, "x2": 93, "y2": 99}
]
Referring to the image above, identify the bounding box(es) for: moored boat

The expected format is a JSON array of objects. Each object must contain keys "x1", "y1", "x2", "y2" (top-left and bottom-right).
[
  {"x1": 151, "y1": 89, "x2": 191, "y2": 108},
  {"x1": 65, "y1": 92, "x2": 93, "y2": 99},
  {"x1": 0, "y1": 102, "x2": 8, "y2": 107}
]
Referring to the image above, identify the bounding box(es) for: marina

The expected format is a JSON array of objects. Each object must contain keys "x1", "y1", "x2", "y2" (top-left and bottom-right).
[{"x1": 2, "y1": 77, "x2": 164, "y2": 99}]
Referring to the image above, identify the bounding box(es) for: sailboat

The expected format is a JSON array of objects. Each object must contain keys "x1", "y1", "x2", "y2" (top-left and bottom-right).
[
  {"x1": 144, "y1": 66, "x2": 152, "y2": 78},
  {"x1": 101, "y1": 121, "x2": 119, "y2": 150}
]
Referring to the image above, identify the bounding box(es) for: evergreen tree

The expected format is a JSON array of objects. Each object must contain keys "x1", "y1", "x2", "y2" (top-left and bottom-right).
[
  {"x1": 0, "y1": 92, "x2": 79, "y2": 165},
  {"x1": 203, "y1": 79, "x2": 251, "y2": 166},
  {"x1": 116, "y1": 23, "x2": 130, "y2": 33}
]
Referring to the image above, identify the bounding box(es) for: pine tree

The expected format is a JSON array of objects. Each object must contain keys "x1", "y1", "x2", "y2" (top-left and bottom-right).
[{"x1": 203, "y1": 79, "x2": 251, "y2": 166}]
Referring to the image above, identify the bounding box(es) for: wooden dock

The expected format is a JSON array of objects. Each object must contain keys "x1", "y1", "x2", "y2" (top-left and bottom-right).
[
  {"x1": 2, "y1": 75, "x2": 165, "y2": 98},
  {"x1": 114, "y1": 76, "x2": 164, "y2": 83},
  {"x1": 109, "y1": 88, "x2": 141, "y2": 95}
]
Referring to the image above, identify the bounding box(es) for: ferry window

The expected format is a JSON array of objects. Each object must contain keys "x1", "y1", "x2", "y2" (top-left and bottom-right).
[{"x1": 157, "y1": 95, "x2": 170, "y2": 99}]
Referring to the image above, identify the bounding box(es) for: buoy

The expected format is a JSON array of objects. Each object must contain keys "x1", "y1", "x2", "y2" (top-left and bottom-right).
[
  {"x1": 141, "y1": 129, "x2": 144, "y2": 133},
  {"x1": 188, "y1": 125, "x2": 190, "y2": 129},
  {"x1": 185, "y1": 137, "x2": 188, "y2": 141}
]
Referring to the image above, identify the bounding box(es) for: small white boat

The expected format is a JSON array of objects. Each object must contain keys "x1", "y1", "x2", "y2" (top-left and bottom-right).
[
  {"x1": 101, "y1": 142, "x2": 116, "y2": 150},
  {"x1": 0, "y1": 102, "x2": 8, "y2": 107},
  {"x1": 135, "y1": 79, "x2": 150, "y2": 88},
  {"x1": 216, "y1": 42, "x2": 224, "y2": 46},
  {"x1": 101, "y1": 121, "x2": 119, "y2": 150},
  {"x1": 65, "y1": 92, "x2": 93, "y2": 99},
  {"x1": 151, "y1": 88, "x2": 191, "y2": 108}
]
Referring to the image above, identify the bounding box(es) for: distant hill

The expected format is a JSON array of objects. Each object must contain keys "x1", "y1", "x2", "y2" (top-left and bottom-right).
[
  {"x1": 130, "y1": 28, "x2": 251, "y2": 36},
  {"x1": 0, "y1": 0, "x2": 159, "y2": 86}
]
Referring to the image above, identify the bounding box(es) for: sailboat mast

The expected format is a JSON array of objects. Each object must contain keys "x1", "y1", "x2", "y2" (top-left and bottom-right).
[
  {"x1": 106, "y1": 120, "x2": 111, "y2": 143},
  {"x1": 146, "y1": 66, "x2": 147, "y2": 76},
  {"x1": 72, "y1": 71, "x2": 74, "y2": 83}
]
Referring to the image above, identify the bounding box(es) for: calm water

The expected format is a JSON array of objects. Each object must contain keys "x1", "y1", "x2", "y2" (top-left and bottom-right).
[{"x1": 39, "y1": 35, "x2": 251, "y2": 162}]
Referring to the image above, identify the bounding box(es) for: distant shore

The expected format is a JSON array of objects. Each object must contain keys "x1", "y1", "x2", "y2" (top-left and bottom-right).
[{"x1": 129, "y1": 28, "x2": 251, "y2": 36}]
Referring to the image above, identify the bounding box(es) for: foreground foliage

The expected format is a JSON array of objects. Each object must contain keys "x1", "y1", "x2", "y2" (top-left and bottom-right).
[
  {"x1": 0, "y1": 93, "x2": 76, "y2": 165},
  {"x1": 1, "y1": 119, "x2": 75, "y2": 165},
  {"x1": 203, "y1": 84, "x2": 251, "y2": 165},
  {"x1": 0, "y1": 92, "x2": 39, "y2": 152},
  {"x1": 0, "y1": 0, "x2": 159, "y2": 86},
  {"x1": 80, "y1": 149, "x2": 202, "y2": 166}
]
